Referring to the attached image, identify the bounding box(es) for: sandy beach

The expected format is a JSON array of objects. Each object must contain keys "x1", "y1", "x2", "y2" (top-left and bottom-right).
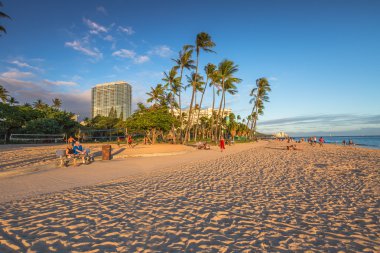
[{"x1": 0, "y1": 141, "x2": 379, "y2": 252}]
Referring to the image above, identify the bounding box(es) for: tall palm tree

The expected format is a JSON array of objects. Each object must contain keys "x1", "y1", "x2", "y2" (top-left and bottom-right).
[
  {"x1": 8, "y1": 96, "x2": 18, "y2": 105},
  {"x1": 162, "y1": 68, "x2": 180, "y2": 143},
  {"x1": 249, "y1": 78, "x2": 271, "y2": 136},
  {"x1": 194, "y1": 63, "x2": 216, "y2": 141},
  {"x1": 52, "y1": 98, "x2": 62, "y2": 109},
  {"x1": 215, "y1": 60, "x2": 241, "y2": 140},
  {"x1": 184, "y1": 72, "x2": 204, "y2": 142},
  {"x1": 172, "y1": 46, "x2": 195, "y2": 140},
  {"x1": 146, "y1": 84, "x2": 165, "y2": 106},
  {"x1": 33, "y1": 99, "x2": 45, "y2": 109},
  {"x1": 0, "y1": 1, "x2": 11, "y2": 36},
  {"x1": 209, "y1": 69, "x2": 221, "y2": 141},
  {"x1": 0, "y1": 84, "x2": 9, "y2": 102}
]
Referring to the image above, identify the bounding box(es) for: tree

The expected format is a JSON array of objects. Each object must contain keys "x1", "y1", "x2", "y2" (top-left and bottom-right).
[
  {"x1": 249, "y1": 78, "x2": 271, "y2": 136},
  {"x1": 184, "y1": 72, "x2": 204, "y2": 142},
  {"x1": 194, "y1": 63, "x2": 216, "y2": 141},
  {"x1": 146, "y1": 84, "x2": 165, "y2": 106},
  {"x1": 52, "y1": 98, "x2": 62, "y2": 109},
  {"x1": 0, "y1": 84, "x2": 9, "y2": 102},
  {"x1": 0, "y1": 1, "x2": 11, "y2": 36},
  {"x1": 126, "y1": 105, "x2": 178, "y2": 144},
  {"x1": 214, "y1": 60, "x2": 241, "y2": 140},
  {"x1": 33, "y1": 99, "x2": 46, "y2": 110},
  {"x1": 172, "y1": 46, "x2": 195, "y2": 140},
  {"x1": 8, "y1": 97, "x2": 18, "y2": 105}
]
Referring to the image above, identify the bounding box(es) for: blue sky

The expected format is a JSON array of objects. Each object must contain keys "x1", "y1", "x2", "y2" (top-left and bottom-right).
[{"x1": 0, "y1": 0, "x2": 379, "y2": 135}]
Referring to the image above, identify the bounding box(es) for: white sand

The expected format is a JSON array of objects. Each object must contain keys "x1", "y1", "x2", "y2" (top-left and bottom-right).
[{"x1": 0, "y1": 141, "x2": 379, "y2": 252}]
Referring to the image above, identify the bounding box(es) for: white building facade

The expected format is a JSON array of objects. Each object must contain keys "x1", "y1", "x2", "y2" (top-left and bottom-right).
[{"x1": 91, "y1": 81, "x2": 132, "y2": 119}]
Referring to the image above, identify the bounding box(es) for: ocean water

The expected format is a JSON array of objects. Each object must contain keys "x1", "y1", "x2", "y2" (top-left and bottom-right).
[{"x1": 296, "y1": 136, "x2": 380, "y2": 150}]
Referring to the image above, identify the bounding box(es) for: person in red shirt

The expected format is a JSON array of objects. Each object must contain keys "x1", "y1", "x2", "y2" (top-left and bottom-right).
[
  {"x1": 128, "y1": 135, "x2": 133, "y2": 148},
  {"x1": 319, "y1": 137, "x2": 324, "y2": 147},
  {"x1": 219, "y1": 136, "x2": 225, "y2": 152}
]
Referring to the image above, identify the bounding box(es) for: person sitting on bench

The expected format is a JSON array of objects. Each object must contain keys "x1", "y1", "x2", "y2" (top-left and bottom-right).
[
  {"x1": 66, "y1": 145, "x2": 74, "y2": 158},
  {"x1": 73, "y1": 141, "x2": 87, "y2": 164}
]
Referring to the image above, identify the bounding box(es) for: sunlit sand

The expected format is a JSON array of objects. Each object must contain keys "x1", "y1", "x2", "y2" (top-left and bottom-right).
[{"x1": 0, "y1": 141, "x2": 379, "y2": 252}]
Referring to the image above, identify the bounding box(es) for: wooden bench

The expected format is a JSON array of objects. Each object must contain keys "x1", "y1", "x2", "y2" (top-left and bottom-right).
[{"x1": 55, "y1": 149, "x2": 93, "y2": 167}]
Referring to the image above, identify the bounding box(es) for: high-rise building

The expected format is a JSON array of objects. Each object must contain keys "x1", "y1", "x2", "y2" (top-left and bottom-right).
[{"x1": 91, "y1": 81, "x2": 132, "y2": 119}]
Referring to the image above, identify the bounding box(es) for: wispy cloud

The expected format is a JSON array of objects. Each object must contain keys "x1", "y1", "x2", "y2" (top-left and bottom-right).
[
  {"x1": 43, "y1": 79, "x2": 78, "y2": 86},
  {"x1": 0, "y1": 76, "x2": 91, "y2": 117},
  {"x1": 0, "y1": 69, "x2": 35, "y2": 79},
  {"x1": 148, "y1": 45, "x2": 174, "y2": 58},
  {"x1": 257, "y1": 114, "x2": 380, "y2": 135},
  {"x1": 112, "y1": 49, "x2": 136, "y2": 58},
  {"x1": 112, "y1": 49, "x2": 149, "y2": 64},
  {"x1": 65, "y1": 40, "x2": 103, "y2": 59},
  {"x1": 96, "y1": 6, "x2": 108, "y2": 15},
  {"x1": 9, "y1": 60, "x2": 41, "y2": 71},
  {"x1": 83, "y1": 18, "x2": 108, "y2": 34},
  {"x1": 134, "y1": 55, "x2": 150, "y2": 64},
  {"x1": 104, "y1": 35, "x2": 114, "y2": 41},
  {"x1": 117, "y1": 26, "x2": 135, "y2": 35}
]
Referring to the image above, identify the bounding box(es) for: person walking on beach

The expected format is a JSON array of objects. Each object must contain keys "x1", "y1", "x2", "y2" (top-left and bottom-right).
[
  {"x1": 67, "y1": 136, "x2": 75, "y2": 147},
  {"x1": 319, "y1": 137, "x2": 324, "y2": 147},
  {"x1": 342, "y1": 140, "x2": 346, "y2": 146},
  {"x1": 219, "y1": 136, "x2": 226, "y2": 152}
]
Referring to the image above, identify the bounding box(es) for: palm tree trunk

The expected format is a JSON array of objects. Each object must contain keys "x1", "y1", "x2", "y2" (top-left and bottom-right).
[
  {"x1": 215, "y1": 79, "x2": 225, "y2": 142},
  {"x1": 169, "y1": 92, "x2": 176, "y2": 144},
  {"x1": 184, "y1": 87, "x2": 196, "y2": 143},
  {"x1": 194, "y1": 76, "x2": 208, "y2": 141},
  {"x1": 210, "y1": 85, "x2": 215, "y2": 141},
  {"x1": 219, "y1": 92, "x2": 226, "y2": 139},
  {"x1": 178, "y1": 67, "x2": 184, "y2": 142}
]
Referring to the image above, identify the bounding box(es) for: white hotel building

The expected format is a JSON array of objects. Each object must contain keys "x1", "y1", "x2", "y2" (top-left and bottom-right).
[{"x1": 91, "y1": 81, "x2": 132, "y2": 119}]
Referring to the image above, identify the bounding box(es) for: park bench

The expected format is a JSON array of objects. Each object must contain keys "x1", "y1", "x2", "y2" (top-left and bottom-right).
[{"x1": 55, "y1": 148, "x2": 93, "y2": 167}]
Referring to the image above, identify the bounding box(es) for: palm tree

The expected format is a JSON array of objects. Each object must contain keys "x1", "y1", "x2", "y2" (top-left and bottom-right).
[
  {"x1": 146, "y1": 84, "x2": 165, "y2": 106},
  {"x1": 8, "y1": 96, "x2": 18, "y2": 105},
  {"x1": 0, "y1": 1, "x2": 11, "y2": 36},
  {"x1": 0, "y1": 84, "x2": 9, "y2": 102},
  {"x1": 162, "y1": 69, "x2": 180, "y2": 143},
  {"x1": 33, "y1": 99, "x2": 45, "y2": 109},
  {"x1": 249, "y1": 78, "x2": 271, "y2": 136},
  {"x1": 52, "y1": 98, "x2": 62, "y2": 109},
  {"x1": 209, "y1": 69, "x2": 221, "y2": 141},
  {"x1": 184, "y1": 73, "x2": 204, "y2": 142},
  {"x1": 215, "y1": 60, "x2": 241, "y2": 140},
  {"x1": 172, "y1": 46, "x2": 195, "y2": 141},
  {"x1": 194, "y1": 63, "x2": 216, "y2": 141}
]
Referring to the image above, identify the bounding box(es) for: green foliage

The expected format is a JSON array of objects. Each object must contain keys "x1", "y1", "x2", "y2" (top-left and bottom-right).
[
  {"x1": 126, "y1": 106, "x2": 178, "y2": 132},
  {"x1": 0, "y1": 92, "x2": 80, "y2": 141},
  {"x1": 24, "y1": 118, "x2": 62, "y2": 134}
]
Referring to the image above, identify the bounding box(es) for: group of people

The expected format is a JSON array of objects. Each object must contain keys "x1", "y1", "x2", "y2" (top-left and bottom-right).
[
  {"x1": 66, "y1": 136, "x2": 90, "y2": 164},
  {"x1": 342, "y1": 139, "x2": 354, "y2": 146},
  {"x1": 307, "y1": 136, "x2": 325, "y2": 146}
]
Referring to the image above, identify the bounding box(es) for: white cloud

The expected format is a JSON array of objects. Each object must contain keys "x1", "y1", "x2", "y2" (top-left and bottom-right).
[
  {"x1": 112, "y1": 49, "x2": 136, "y2": 58},
  {"x1": 112, "y1": 49, "x2": 149, "y2": 64},
  {"x1": 268, "y1": 77, "x2": 278, "y2": 81},
  {"x1": 9, "y1": 60, "x2": 41, "y2": 71},
  {"x1": 134, "y1": 55, "x2": 150, "y2": 64},
  {"x1": 83, "y1": 18, "x2": 108, "y2": 34},
  {"x1": 1, "y1": 77, "x2": 91, "y2": 117},
  {"x1": 96, "y1": 6, "x2": 108, "y2": 15},
  {"x1": 43, "y1": 79, "x2": 78, "y2": 86},
  {"x1": 148, "y1": 45, "x2": 174, "y2": 58},
  {"x1": 117, "y1": 26, "x2": 135, "y2": 35},
  {"x1": 0, "y1": 69, "x2": 34, "y2": 79},
  {"x1": 104, "y1": 35, "x2": 114, "y2": 41},
  {"x1": 65, "y1": 40, "x2": 103, "y2": 59}
]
